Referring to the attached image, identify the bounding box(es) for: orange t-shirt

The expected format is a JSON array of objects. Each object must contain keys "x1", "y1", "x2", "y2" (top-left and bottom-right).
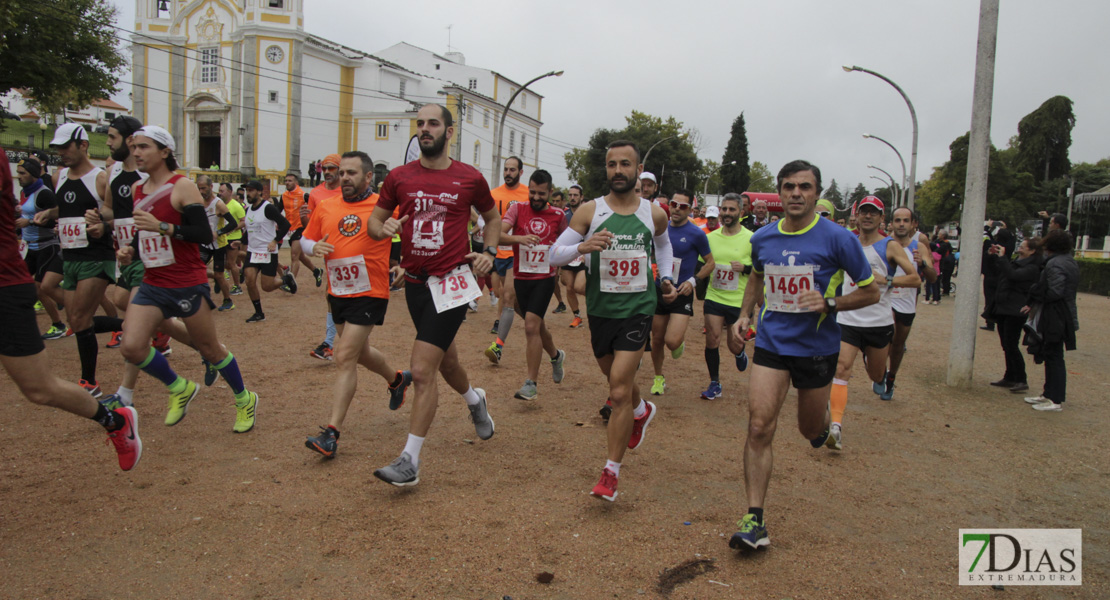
[
  {"x1": 281, "y1": 185, "x2": 305, "y2": 230},
  {"x1": 490, "y1": 183, "x2": 529, "y2": 259},
  {"x1": 302, "y1": 192, "x2": 390, "y2": 299},
  {"x1": 308, "y1": 184, "x2": 342, "y2": 214}
]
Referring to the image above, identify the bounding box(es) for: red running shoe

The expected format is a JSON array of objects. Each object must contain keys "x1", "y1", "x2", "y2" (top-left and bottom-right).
[
  {"x1": 152, "y1": 332, "x2": 172, "y2": 356},
  {"x1": 590, "y1": 468, "x2": 619, "y2": 501},
  {"x1": 106, "y1": 406, "x2": 142, "y2": 471},
  {"x1": 106, "y1": 331, "x2": 123, "y2": 348},
  {"x1": 79, "y1": 379, "x2": 102, "y2": 398},
  {"x1": 627, "y1": 400, "x2": 656, "y2": 450}
]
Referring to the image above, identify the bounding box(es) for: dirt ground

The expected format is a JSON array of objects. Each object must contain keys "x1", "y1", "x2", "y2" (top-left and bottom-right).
[{"x1": 1, "y1": 257, "x2": 1107, "y2": 599}]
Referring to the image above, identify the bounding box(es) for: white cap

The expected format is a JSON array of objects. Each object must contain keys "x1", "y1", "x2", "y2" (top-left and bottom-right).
[
  {"x1": 706, "y1": 206, "x2": 720, "y2": 218},
  {"x1": 640, "y1": 172, "x2": 657, "y2": 183},
  {"x1": 135, "y1": 125, "x2": 176, "y2": 152},
  {"x1": 49, "y1": 123, "x2": 89, "y2": 146}
]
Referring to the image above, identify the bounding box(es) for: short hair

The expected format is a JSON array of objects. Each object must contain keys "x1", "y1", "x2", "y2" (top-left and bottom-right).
[
  {"x1": 340, "y1": 151, "x2": 374, "y2": 175},
  {"x1": 672, "y1": 188, "x2": 694, "y2": 202},
  {"x1": 606, "y1": 139, "x2": 641, "y2": 162},
  {"x1": 1050, "y1": 213, "x2": 1068, "y2": 228},
  {"x1": 1042, "y1": 229, "x2": 1072, "y2": 254},
  {"x1": 219, "y1": 182, "x2": 234, "y2": 193},
  {"x1": 721, "y1": 193, "x2": 743, "y2": 209},
  {"x1": 776, "y1": 159, "x2": 822, "y2": 194},
  {"x1": 569, "y1": 184, "x2": 582, "y2": 193},
  {"x1": 150, "y1": 139, "x2": 178, "y2": 172},
  {"x1": 505, "y1": 156, "x2": 523, "y2": 171},
  {"x1": 1024, "y1": 236, "x2": 1044, "y2": 257},
  {"x1": 195, "y1": 174, "x2": 212, "y2": 186},
  {"x1": 285, "y1": 173, "x2": 299, "y2": 181},
  {"x1": 422, "y1": 103, "x2": 454, "y2": 127},
  {"x1": 892, "y1": 206, "x2": 914, "y2": 219},
  {"x1": 529, "y1": 169, "x2": 553, "y2": 189},
  {"x1": 655, "y1": 191, "x2": 669, "y2": 201},
  {"x1": 550, "y1": 191, "x2": 565, "y2": 201},
  {"x1": 752, "y1": 199, "x2": 767, "y2": 208}
]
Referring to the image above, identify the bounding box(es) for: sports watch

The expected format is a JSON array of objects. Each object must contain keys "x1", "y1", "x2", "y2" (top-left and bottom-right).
[
  {"x1": 824, "y1": 297, "x2": 838, "y2": 314},
  {"x1": 484, "y1": 246, "x2": 497, "y2": 257},
  {"x1": 158, "y1": 222, "x2": 170, "y2": 235}
]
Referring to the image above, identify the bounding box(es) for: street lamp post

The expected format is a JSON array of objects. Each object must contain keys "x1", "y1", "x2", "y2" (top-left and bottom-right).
[
  {"x1": 867, "y1": 165, "x2": 900, "y2": 205},
  {"x1": 39, "y1": 122, "x2": 47, "y2": 150},
  {"x1": 869, "y1": 175, "x2": 897, "y2": 206},
  {"x1": 492, "y1": 70, "x2": 563, "y2": 186},
  {"x1": 703, "y1": 160, "x2": 736, "y2": 201},
  {"x1": 844, "y1": 65, "x2": 919, "y2": 210},
  {"x1": 641, "y1": 133, "x2": 686, "y2": 168},
  {"x1": 863, "y1": 134, "x2": 907, "y2": 206}
]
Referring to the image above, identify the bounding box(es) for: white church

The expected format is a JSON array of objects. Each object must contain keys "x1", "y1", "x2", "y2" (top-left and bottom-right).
[{"x1": 131, "y1": 0, "x2": 545, "y2": 188}]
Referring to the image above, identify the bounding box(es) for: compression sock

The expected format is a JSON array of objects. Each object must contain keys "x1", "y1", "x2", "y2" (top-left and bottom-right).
[
  {"x1": 497, "y1": 306, "x2": 515, "y2": 342},
  {"x1": 252, "y1": 300, "x2": 263, "y2": 314},
  {"x1": 136, "y1": 347, "x2": 180, "y2": 387},
  {"x1": 403, "y1": 433, "x2": 425, "y2": 467},
  {"x1": 214, "y1": 353, "x2": 246, "y2": 396},
  {"x1": 75, "y1": 328, "x2": 99, "y2": 382},
  {"x1": 831, "y1": 378, "x2": 849, "y2": 425},
  {"x1": 92, "y1": 403, "x2": 122, "y2": 431},
  {"x1": 705, "y1": 347, "x2": 720, "y2": 381},
  {"x1": 324, "y1": 312, "x2": 336, "y2": 347},
  {"x1": 92, "y1": 316, "x2": 124, "y2": 333}
]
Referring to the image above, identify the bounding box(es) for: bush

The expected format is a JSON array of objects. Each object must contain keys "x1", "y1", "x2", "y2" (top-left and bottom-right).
[{"x1": 1077, "y1": 258, "x2": 1110, "y2": 296}]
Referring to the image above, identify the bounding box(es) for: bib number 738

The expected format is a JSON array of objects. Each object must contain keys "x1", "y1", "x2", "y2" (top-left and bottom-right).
[{"x1": 428, "y1": 264, "x2": 482, "y2": 313}]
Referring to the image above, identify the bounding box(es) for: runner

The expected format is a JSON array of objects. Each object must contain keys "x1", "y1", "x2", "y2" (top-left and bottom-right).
[
  {"x1": 301, "y1": 151, "x2": 412, "y2": 458},
  {"x1": 880, "y1": 206, "x2": 936, "y2": 401},
  {"x1": 826, "y1": 197, "x2": 920, "y2": 450},
  {"x1": 279, "y1": 173, "x2": 323, "y2": 291},
  {"x1": 485, "y1": 156, "x2": 528, "y2": 355},
  {"x1": 561, "y1": 184, "x2": 587, "y2": 328},
  {"x1": 31, "y1": 123, "x2": 112, "y2": 397},
  {"x1": 499, "y1": 169, "x2": 568, "y2": 400},
  {"x1": 727, "y1": 160, "x2": 879, "y2": 550},
  {"x1": 701, "y1": 193, "x2": 754, "y2": 400},
  {"x1": 550, "y1": 140, "x2": 674, "y2": 501},
  {"x1": 15, "y1": 157, "x2": 68, "y2": 339},
  {"x1": 648, "y1": 188, "x2": 713, "y2": 396},
  {"x1": 196, "y1": 174, "x2": 238, "y2": 311},
  {"x1": 0, "y1": 146, "x2": 141, "y2": 471},
  {"x1": 367, "y1": 103, "x2": 499, "y2": 487},
  {"x1": 218, "y1": 182, "x2": 246, "y2": 296},
  {"x1": 548, "y1": 189, "x2": 568, "y2": 314},
  {"x1": 306, "y1": 154, "x2": 343, "y2": 360},
  {"x1": 115, "y1": 126, "x2": 258, "y2": 433},
  {"x1": 241, "y1": 180, "x2": 294, "y2": 322}
]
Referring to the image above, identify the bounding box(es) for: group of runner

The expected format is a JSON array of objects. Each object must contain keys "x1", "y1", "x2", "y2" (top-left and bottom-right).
[{"x1": 3, "y1": 103, "x2": 942, "y2": 553}]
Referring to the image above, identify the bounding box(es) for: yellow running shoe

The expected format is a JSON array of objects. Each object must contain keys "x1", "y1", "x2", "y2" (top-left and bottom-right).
[
  {"x1": 650, "y1": 375, "x2": 665, "y2": 395},
  {"x1": 165, "y1": 380, "x2": 199, "y2": 426},
  {"x1": 671, "y1": 342, "x2": 685, "y2": 360},
  {"x1": 233, "y1": 391, "x2": 258, "y2": 433}
]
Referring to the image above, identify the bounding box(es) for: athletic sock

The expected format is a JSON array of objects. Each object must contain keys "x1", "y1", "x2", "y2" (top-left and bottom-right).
[
  {"x1": 252, "y1": 300, "x2": 262, "y2": 314},
  {"x1": 53, "y1": 321, "x2": 65, "y2": 329},
  {"x1": 705, "y1": 347, "x2": 720, "y2": 381},
  {"x1": 92, "y1": 316, "x2": 124, "y2": 334},
  {"x1": 214, "y1": 353, "x2": 246, "y2": 395},
  {"x1": 136, "y1": 347, "x2": 179, "y2": 387},
  {"x1": 605, "y1": 459, "x2": 621, "y2": 477},
  {"x1": 497, "y1": 306, "x2": 515, "y2": 341},
  {"x1": 462, "y1": 386, "x2": 482, "y2": 406},
  {"x1": 404, "y1": 433, "x2": 425, "y2": 466},
  {"x1": 748, "y1": 507, "x2": 764, "y2": 524},
  {"x1": 831, "y1": 378, "x2": 848, "y2": 425},
  {"x1": 633, "y1": 399, "x2": 647, "y2": 419},
  {"x1": 92, "y1": 403, "x2": 121, "y2": 431},
  {"x1": 324, "y1": 312, "x2": 336, "y2": 347},
  {"x1": 116, "y1": 386, "x2": 134, "y2": 406},
  {"x1": 573, "y1": 310, "x2": 580, "y2": 317},
  {"x1": 75, "y1": 328, "x2": 98, "y2": 382}
]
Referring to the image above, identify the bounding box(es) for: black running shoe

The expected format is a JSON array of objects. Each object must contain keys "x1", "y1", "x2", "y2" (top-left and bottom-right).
[
  {"x1": 283, "y1": 272, "x2": 298, "y2": 294},
  {"x1": 313, "y1": 267, "x2": 323, "y2": 288},
  {"x1": 202, "y1": 359, "x2": 219, "y2": 386},
  {"x1": 246, "y1": 312, "x2": 266, "y2": 323},
  {"x1": 305, "y1": 426, "x2": 339, "y2": 458},
  {"x1": 389, "y1": 370, "x2": 413, "y2": 410}
]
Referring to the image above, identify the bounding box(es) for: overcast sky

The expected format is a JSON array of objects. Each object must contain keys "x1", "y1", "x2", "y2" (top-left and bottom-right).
[{"x1": 109, "y1": 0, "x2": 1107, "y2": 194}]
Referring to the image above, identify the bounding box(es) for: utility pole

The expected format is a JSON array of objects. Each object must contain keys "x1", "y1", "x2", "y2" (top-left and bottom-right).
[{"x1": 947, "y1": 0, "x2": 999, "y2": 387}]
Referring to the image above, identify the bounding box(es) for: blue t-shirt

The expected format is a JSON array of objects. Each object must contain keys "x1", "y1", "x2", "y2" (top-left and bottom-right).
[
  {"x1": 750, "y1": 215, "x2": 874, "y2": 357},
  {"x1": 663, "y1": 220, "x2": 710, "y2": 283}
]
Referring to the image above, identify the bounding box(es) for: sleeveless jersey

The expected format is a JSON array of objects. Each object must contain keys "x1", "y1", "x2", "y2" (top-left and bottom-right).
[
  {"x1": 19, "y1": 184, "x2": 57, "y2": 250},
  {"x1": 203, "y1": 199, "x2": 220, "y2": 250},
  {"x1": 584, "y1": 197, "x2": 657, "y2": 318},
  {"x1": 56, "y1": 166, "x2": 112, "y2": 261},
  {"x1": 136, "y1": 175, "x2": 208, "y2": 288},
  {"x1": 107, "y1": 162, "x2": 147, "y2": 219},
  {"x1": 890, "y1": 238, "x2": 919, "y2": 314},
  {"x1": 245, "y1": 202, "x2": 278, "y2": 255},
  {"x1": 837, "y1": 237, "x2": 896, "y2": 328}
]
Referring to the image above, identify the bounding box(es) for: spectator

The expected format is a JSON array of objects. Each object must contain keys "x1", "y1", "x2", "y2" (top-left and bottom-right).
[
  {"x1": 980, "y1": 221, "x2": 1015, "y2": 331},
  {"x1": 1037, "y1": 210, "x2": 1067, "y2": 234},
  {"x1": 1021, "y1": 229, "x2": 1078, "y2": 412},
  {"x1": 307, "y1": 160, "x2": 316, "y2": 186},
  {"x1": 741, "y1": 199, "x2": 770, "y2": 231},
  {"x1": 932, "y1": 230, "x2": 956, "y2": 296},
  {"x1": 986, "y1": 236, "x2": 1042, "y2": 393}
]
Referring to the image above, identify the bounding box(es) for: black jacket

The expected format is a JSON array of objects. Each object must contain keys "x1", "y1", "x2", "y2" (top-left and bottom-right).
[
  {"x1": 988, "y1": 254, "x2": 1041, "y2": 317},
  {"x1": 1028, "y1": 253, "x2": 1079, "y2": 350}
]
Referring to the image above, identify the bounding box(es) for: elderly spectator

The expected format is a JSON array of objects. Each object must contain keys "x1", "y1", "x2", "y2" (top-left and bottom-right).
[
  {"x1": 1037, "y1": 210, "x2": 1067, "y2": 234},
  {"x1": 986, "y1": 236, "x2": 1042, "y2": 393},
  {"x1": 1021, "y1": 230, "x2": 1079, "y2": 412},
  {"x1": 741, "y1": 199, "x2": 770, "y2": 231}
]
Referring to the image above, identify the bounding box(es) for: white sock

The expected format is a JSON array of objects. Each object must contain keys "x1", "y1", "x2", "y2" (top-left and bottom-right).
[
  {"x1": 632, "y1": 399, "x2": 647, "y2": 419},
  {"x1": 462, "y1": 386, "x2": 482, "y2": 406},
  {"x1": 403, "y1": 434, "x2": 425, "y2": 467},
  {"x1": 116, "y1": 387, "x2": 134, "y2": 406},
  {"x1": 605, "y1": 460, "x2": 621, "y2": 477}
]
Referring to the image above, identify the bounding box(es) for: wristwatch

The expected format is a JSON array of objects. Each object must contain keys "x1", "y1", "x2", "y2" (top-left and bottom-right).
[
  {"x1": 660, "y1": 276, "x2": 675, "y2": 287},
  {"x1": 484, "y1": 246, "x2": 497, "y2": 257},
  {"x1": 158, "y1": 222, "x2": 170, "y2": 235},
  {"x1": 824, "y1": 297, "x2": 838, "y2": 314}
]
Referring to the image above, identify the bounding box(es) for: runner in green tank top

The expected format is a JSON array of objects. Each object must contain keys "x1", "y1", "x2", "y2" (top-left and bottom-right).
[{"x1": 550, "y1": 141, "x2": 677, "y2": 502}]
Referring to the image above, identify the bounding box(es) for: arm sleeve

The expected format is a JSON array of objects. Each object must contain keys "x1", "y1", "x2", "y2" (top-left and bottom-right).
[
  {"x1": 264, "y1": 203, "x2": 291, "y2": 241},
  {"x1": 654, "y1": 229, "x2": 673, "y2": 281},
  {"x1": 300, "y1": 235, "x2": 317, "y2": 257},
  {"x1": 217, "y1": 211, "x2": 238, "y2": 235},
  {"x1": 171, "y1": 204, "x2": 214, "y2": 245},
  {"x1": 550, "y1": 227, "x2": 585, "y2": 267}
]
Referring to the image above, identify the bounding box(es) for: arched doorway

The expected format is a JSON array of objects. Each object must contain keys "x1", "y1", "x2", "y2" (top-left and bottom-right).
[{"x1": 184, "y1": 93, "x2": 230, "y2": 170}]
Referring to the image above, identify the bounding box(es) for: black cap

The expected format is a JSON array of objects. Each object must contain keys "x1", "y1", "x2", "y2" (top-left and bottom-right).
[
  {"x1": 245, "y1": 180, "x2": 264, "y2": 191},
  {"x1": 109, "y1": 115, "x2": 143, "y2": 138}
]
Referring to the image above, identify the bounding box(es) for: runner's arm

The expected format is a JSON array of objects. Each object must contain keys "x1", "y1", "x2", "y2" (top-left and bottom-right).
[
  {"x1": 888, "y1": 241, "x2": 921, "y2": 288},
  {"x1": 550, "y1": 227, "x2": 586, "y2": 266},
  {"x1": 264, "y1": 203, "x2": 291, "y2": 242},
  {"x1": 917, "y1": 233, "x2": 937, "y2": 283},
  {"x1": 480, "y1": 206, "x2": 501, "y2": 250},
  {"x1": 217, "y1": 211, "x2": 238, "y2": 236}
]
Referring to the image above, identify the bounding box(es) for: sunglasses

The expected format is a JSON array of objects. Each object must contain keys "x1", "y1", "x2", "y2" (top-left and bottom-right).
[
  {"x1": 818, "y1": 211, "x2": 830, "y2": 217},
  {"x1": 669, "y1": 201, "x2": 691, "y2": 210},
  {"x1": 321, "y1": 166, "x2": 338, "y2": 172}
]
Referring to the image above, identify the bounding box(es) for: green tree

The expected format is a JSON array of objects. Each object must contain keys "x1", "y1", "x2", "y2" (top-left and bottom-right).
[
  {"x1": 1015, "y1": 95, "x2": 1075, "y2": 183},
  {"x1": 720, "y1": 113, "x2": 751, "y2": 194},
  {"x1": 824, "y1": 179, "x2": 843, "y2": 207},
  {"x1": 748, "y1": 161, "x2": 775, "y2": 192},
  {"x1": 0, "y1": 1, "x2": 126, "y2": 127},
  {"x1": 848, "y1": 183, "x2": 870, "y2": 206}
]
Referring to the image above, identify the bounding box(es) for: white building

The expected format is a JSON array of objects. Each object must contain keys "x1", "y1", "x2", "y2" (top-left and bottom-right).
[{"x1": 0, "y1": 89, "x2": 130, "y2": 126}]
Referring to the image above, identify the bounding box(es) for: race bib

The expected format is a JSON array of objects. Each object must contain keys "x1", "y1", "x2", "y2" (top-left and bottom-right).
[
  {"x1": 113, "y1": 217, "x2": 137, "y2": 248},
  {"x1": 327, "y1": 255, "x2": 372, "y2": 296},
  {"x1": 497, "y1": 244, "x2": 513, "y2": 255},
  {"x1": 712, "y1": 265, "x2": 739, "y2": 291},
  {"x1": 138, "y1": 231, "x2": 175, "y2": 268},
  {"x1": 764, "y1": 264, "x2": 815, "y2": 313},
  {"x1": 671, "y1": 257, "x2": 682, "y2": 280},
  {"x1": 518, "y1": 244, "x2": 550, "y2": 274},
  {"x1": 18, "y1": 239, "x2": 28, "y2": 259},
  {"x1": 250, "y1": 251, "x2": 272, "y2": 264},
  {"x1": 58, "y1": 217, "x2": 89, "y2": 249},
  {"x1": 428, "y1": 264, "x2": 481, "y2": 313},
  {"x1": 568, "y1": 254, "x2": 584, "y2": 267},
  {"x1": 599, "y1": 249, "x2": 648, "y2": 293}
]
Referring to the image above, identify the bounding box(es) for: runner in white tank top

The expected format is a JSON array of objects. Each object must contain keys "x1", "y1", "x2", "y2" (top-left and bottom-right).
[{"x1": 882, "y1": 206, "x2": 937, "y2": 400}]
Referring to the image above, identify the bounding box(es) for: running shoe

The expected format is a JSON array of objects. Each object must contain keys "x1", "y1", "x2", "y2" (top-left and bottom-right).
[
  {"x1": 671, "y1": 341, "x2": 685, "y2": 360},
  {"x1": 468, "y1": 300, "x2": 478, "y2": 312},
  {"x1": 489, "y1": 319, "x2": 499, "y2": 335},
  {"x1": 872, "y1": 371, "x2": 889, "y2": 396},
  {"x1": 729, "y1": 513, "x2": 769, "y2": 550},
  {"x1": 388, "y1": 370, "x2": 412, "y2": 410},
  {"x1": 1032, "y1": 400, "x2": 1063, "y2": 412},
  {"x1": 99, "y1": 394, "x2": 125, "y2": 411},
  {"x1": 484, "y1": 341, "x2": 502, "y2": 365},
  {"x1": 489, "y1": 294, "x2": 499, "y2": 308},
  {"x1": 467, "y1": 390, "x2": 495, "y2": 440},
  {"x1": 735, "y1": 349, "x2": 749, "y2": 372},
  {"x1": 152, "y1": 332, "x2": 172, "y2": 356},
  {"x1": 552, "y1": 302, "x2": 567, "y2": 314},
  {"x1": 80, "y1": 379, "x2": 102, "y2": 398},
  {"x1": 826, "y1": 423, "x2": 843, "y2": 450},
  {"x1": 106, "y1": 406, "x2": 142, "y2": 472},
  {"x1": 650, "y1": 375, "x2": 665, "y2": 396},
  {"x1": 700, "y1": 381, "x2": 723, "y2": 400},
  {"x1": 42, "y1": 324, "x2": 69, "y2": 340},
  {"x1": 309, "y1": 342, "x2": 333, "y2": 361},
  {"x1": 590, "y1": 468, "x2": 619, "y2": 502},
  {"x1": 313, "y1": 267, "x2": 323, "y2": 288},
  {"x1": 282, "y1": 272, "x2": 298, "y2": 294},
  {"x1": 514, "y1": 379, "x2": 538, "y2": 400},
  {"x1": 202, "y1": 358, "x2": 219, "y2": 386},
  {"x1": 373, "y1": 452, "x2": 419, "y2": 486},
  {"x1": 569, "y1": 316, "x2": 583, "y2": 329},
  {"x1": 230, "y1": 285, "x2": 243, "y2": 296},
  {"x1": 990, "y1": 378, "x2": 1015, "y2": 387},
  {"x1": 106, "y1": 331, "x2": 123, "y2": 349},
  {"x1": 1024, "y1": 395, "x2": 1049, "y2": 405},
  {"x1": 599, "y1": 399, "x2": 612, "y2": 421},
  {"x1": 34, "y1": 300, "x2": 44, "y2": 313},
  {"x1": 551, "y1": 349, "x2": 566, "y2": 384},
  {"x1": 246, "y1": 312, "x2": 266, "y2": 323},
  {"x1": 165, "y1": 380, "x2": 199, "y2": 426},
  {"x1": 810, "y1": 426, "x2": 831, "y2": 448},
  {"x1": 233, "y1": 391, "x2": 258, "y2": 433},
  {"x1": 880, "y1": 378, "x2": 895, "y2": 401},
  {"x1": 627, "y1": 401, "x2": 656, "y2": 450},
  {"x1": 305, "y1": 426, "x2": 339, "y2": 458},
  {"x1": 218, "y1": 299, "x2": 235, "y2": 311}
]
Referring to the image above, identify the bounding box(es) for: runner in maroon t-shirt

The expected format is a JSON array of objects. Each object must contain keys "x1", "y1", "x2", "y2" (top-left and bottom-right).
[
  {"x1": 367, "y1": 104, "x2": 501, "y2": 488},
  {"x1": 0, "y1": 147, "x2": 142, "y2": 471}
]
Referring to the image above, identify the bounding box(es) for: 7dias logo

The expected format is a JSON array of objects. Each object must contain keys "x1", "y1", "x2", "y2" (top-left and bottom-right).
[{"x1": 959, "y1": 529, "x2": 1081, "y2": 586}]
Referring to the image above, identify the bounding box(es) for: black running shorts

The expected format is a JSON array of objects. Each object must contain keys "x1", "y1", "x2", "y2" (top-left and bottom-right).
[
  {"x1": 893, "y1": 310, "x2": 916, "y2": 327},
  {"x1": 246, "y1": 252, "x2": 278, "y2": 277},
  {"x1": 654, "y1": 286, "x2": 694, "y2": 316},
  {"x1": 404, "y1": 281, "x2": 468, "y2": 351},
  {"x1": 752, "y1": 346, "x2": 838, "y2": 390},
  {"x1": 131, "y1": 282, "x2": 216, "y2": 320},
  {"x1": 588, "y1": 313, "x2": 652, "y2": 358},
  {"x1": 840, "y1": 323, "x2": 894, "y2": 350},
  {"x1": 703, "y1": 298, "x2": 741, "y2": 325},
  {"x1": 0, "y1": 283, "x2": 45, "y2": 357},
  {"x1": 328, "y1": 295, "x2": 388, "y2": 327},
  {"x1": 23, "y1": 245, "x2": 62, "y2": 283},
  {"x1": 514, "y1": 276, "x2": 557, "y2": 318}
]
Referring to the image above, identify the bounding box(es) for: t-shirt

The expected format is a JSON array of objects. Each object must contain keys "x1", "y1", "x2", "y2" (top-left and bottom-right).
[
  {"x1": 705, "y1": 226, "x2": 753, "y2": 308},
  {"x1": 281, "y1": 186, "x2": 305, "y2": 231},
  {"x1": 377, "y1": 160, "x2": 496, "y2": 280},
  {"x1": 750, "y1": 215, "x2": 874, "y2": 357},
  {"x1": 491, "y1": 183, "x2": 528, "y2": 259},
  {"x1": 309, "y1": 185, "x2": 342, "y2": 214},
  {"x1": 303, "y1": 192, "x2": 391, "y2": 299},
  {"x1": 225, "y1": 199, "x2": 246, "y2": 241},
  {"x1": 665, "y1": 220, "x2": 710, "y2": 283},
  {"x1": 0, "y1": 148, "x2": 33, "y2": 287},
  {"x1": 502, "y1": 201, "x2": 567, "y2": 280}
]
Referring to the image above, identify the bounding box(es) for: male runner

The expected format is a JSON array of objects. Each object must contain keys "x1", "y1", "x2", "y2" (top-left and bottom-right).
[
  {"x1": 728, "y1": 160, "x2": 879, "y2": 549},
  {"x1": 701, "y1": 193, "x2": 754, "y2": 400},
  {"x1": 15, "y1": 157, "x2": 67, "y2": 338},
  {"x1": 550, "y1": 140, "x2": 674, "y2": 501},
  {"x1": 548, "y1": 190, "x2": 568, "y2": 313},
  {"x1": 561, "y1": 184, "x2": 587, "y2": 328},
  {"x1": 367, "y1": 104, "x2": 499, "y2": 487},
  {"x1": 648, "y1": 188, "x2": 713, "y2": 396},
  {"x1": 485, "y1": 156, "x2": 528, "y2": 358},
  {"x1": 242, "y1": 180, "x2": 293, "y2": 322},
  {"x1": 196, "y1": 174, "x2": 238, "y2": 310},
  {"x1": 301, "y1": 151, "x2": 412, "y2": 457},
  {"x1": 218, "y1": 182, "x2": 246, "y2": 295},
  {"x1": 879, "y1": 206, "x2": 936, "y2": 401},
  {"x1": 280, "y1": 173, "x2": 323, "y2": 290},
  {"x1": 307, "y1": 154, "x2": 343, "y2": 360},
  {"x1": 0, "y1": 146, "x2": 141, "y2": 471},
  {"x1": 499, "y1": 169, "x2": 568, "y2": 400}
]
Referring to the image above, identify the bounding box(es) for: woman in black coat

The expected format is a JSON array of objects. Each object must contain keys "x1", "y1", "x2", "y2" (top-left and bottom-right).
[
  {"x1": 1022, "y1": 230, "x2": 1079, "y2": 412},
  {"x1": 986, "y1": 237, "x2": 1042, "y2": 393}
]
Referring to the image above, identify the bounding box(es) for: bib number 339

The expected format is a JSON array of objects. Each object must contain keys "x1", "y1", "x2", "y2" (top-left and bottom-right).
[
  {"x1": 428, "y1": 264, "x2": 481, "y2": 314},
  {"x1": 327, "y1": 255, "x2": 371, "y2": 296},
  {"x1": 764, "y1": 265, "x2": 815, "y2": 313}
]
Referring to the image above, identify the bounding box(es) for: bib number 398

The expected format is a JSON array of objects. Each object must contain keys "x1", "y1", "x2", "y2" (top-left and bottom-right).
[
  {"x1": 764, "y1": 265, "x2": 815, "y2": 313},
  {"x1": 428, "y1": 264, "x2": 481, "y2": 313},
  {"x1": 599, "y1": 250, "x2": 648, "y2": 293}
]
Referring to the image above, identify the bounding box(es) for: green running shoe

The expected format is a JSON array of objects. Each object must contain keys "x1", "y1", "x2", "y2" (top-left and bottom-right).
[
  {"x1": 165, "y1": 380, "x2": 200, "y2": 426},
  {"x1": 650, "y1": 375, "x2": 665, "y2": 396},
  {"x1": 729, "y1": 513, "x2": 770, "y2": 550},
  {"x1": 234, "y1": 391, "x2": 258, "y2": 433}
]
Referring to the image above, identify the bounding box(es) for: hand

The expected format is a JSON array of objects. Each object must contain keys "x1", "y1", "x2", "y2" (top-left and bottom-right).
[
  {"x1": 1037, "y1": 210, "x2": 1050, "y2": 219},
  {"x1": 389, "y1": 265, "x2": 405, "y2": 289},
  {"x1": 1020, "y1": 305, "x2": 1031, "y2": 315},
  {"x1": 132, "y1": 209, "x2": 161, "y2": 233},
  {"x1": 117, "y1": 246, "x2": 135, "y2": 266},
  {"x1": 230, "y1": 240, "x2": 241, "y2": 251},
  {"x1": 660, "y1": 278, "x2": 678, "y2": 303},
  {"x1": 871, "y1": 268, "x2": 888, "y2": 287},
  {"x1": 14, "y1": 217, "x2": 30, "y2": 229},
  {"x1": 733, "y1": 316, "x2": 751, "y2": 341},
  {"x1": 84, "y1": 208, "x2": 101, "y2": 227},
  {"x1": 577, "y1": 228, "x2": 613, "y2": 254},
  {"x1": 798, "y1": 289, "x2": 826, "y2": 312},
  {"x1": 468, "y1": 251, "x2": 493, "y2": 278},
  {"x1": 299, "y1": 205, "x2": 310, "y2": 219},
  {"x1": 730, "y1": 260, "x2": 744, "y2": 272},
  {"x1": 267, "y1": 240, "x2": 277, "y2": 253},
  {"x1": 676, "y1": 280, "x2": 694, "y2": 296},
  {"x1": 912, "y1": 247, "x2": 922, "y2": 263},
  {"x1": 32, "y1": 210, "x2": 52, "y2": 226},
  {"x1": 312, "y1": 233, "x2": 333, "y2": 257},
  {"x1": 87, "y1": 223, "x2": 105, "y2": 238},
  {"x1": 520, "y1": 234, "x2": 541, "y2": 247},
  {"x1": 381, "y1": 214, "x2": 409, "y2": 239}
]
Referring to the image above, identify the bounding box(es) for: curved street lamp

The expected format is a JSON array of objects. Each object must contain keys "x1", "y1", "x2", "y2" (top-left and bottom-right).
[
  {"x1": 641, "y1": 133, "x2": 687, "y2": 168},
  {"x1": 867, "y1": 164, "x2": 900, "y2": 204},
  {"x1": 863, "y1": 133, "x2": 907, "y2": 206},
  {"x1": 844, "y1": 65, "x2": 918, "y2": 210},
  {"x1": 492, "y1": 70, "x2": 563, "y2": 186},
  {"x1": 702, "y1": 160, "x2": 736, "y2": 200},
  {"x1": 869, "y1": 175, "x2": 898, "y2": 207}
]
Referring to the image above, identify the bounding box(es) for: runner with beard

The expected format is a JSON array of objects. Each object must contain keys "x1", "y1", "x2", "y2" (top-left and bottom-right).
[
  {"x1": 550, "y1": 140, "x2": 674, "y2": 501},
  {"x1": 368, "y1": 104, "x2": 499, "y2": 487},
  {"x1": 241, "y1": 180, "x2": 293, "y2": 323},
  {"x1": 280, "y1": 173, "x2": 323, "y2": 291},
  {"x1": 878, "y1": 206, "x2": 935, "y2": 401},
  {"x1": 484, "y1": 157, "x2": 528, "y2": 363},
  {"x1": 218, "y1": 182, "x2": 246, "y2": 296},
  {"x1": 307, "y1": 154, "x2": 343, "y2": 360},
  {"x1": 561, "y1": 184, "x2": 586, "y2": 328},
  {"x1": 15, "y1": 157, "x2": 67, "y2": 339},
  {"x1": 700, "y1": 193, "x2": 754, "y2": 400}
]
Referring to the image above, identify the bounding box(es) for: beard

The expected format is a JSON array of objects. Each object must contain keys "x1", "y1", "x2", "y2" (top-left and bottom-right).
[
  {"x1": 720, "y1": 215, "x2": 737, "y2": 227},
  {"x1": 504, "y1": 173, "x2": 519, "y2": 187},
  {"x1": 608, "y1": 175, "x2": 635, "y2": 194},
  {"x1": 110, "y1": 143, "x2": 130, "y2": 162},
  {"x1": 419, "y1": 131, "x2": 448, "y2": 157},
  {"x1": 530, "y1": 199, "x2": 547, "y2": 212}
]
